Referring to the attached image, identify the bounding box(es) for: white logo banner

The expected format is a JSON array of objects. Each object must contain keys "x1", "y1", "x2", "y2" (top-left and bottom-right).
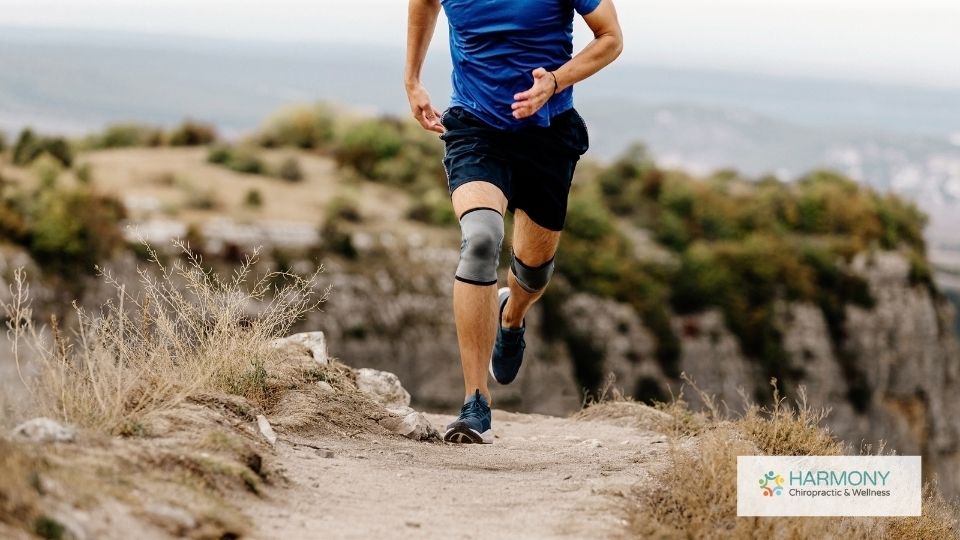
[{"x1": 737, "y1": 456, "x2": 921, "y2": 516}]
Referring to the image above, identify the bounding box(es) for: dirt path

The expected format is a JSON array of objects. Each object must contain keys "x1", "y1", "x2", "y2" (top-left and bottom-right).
[{"x1": 242, "y1": 410, "x2": 669, "y2": 539}]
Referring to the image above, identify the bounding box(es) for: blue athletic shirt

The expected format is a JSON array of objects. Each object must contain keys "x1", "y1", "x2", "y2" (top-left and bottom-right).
[{"x1": 441, "y1": 0, "x2": 602, "y2": 130}]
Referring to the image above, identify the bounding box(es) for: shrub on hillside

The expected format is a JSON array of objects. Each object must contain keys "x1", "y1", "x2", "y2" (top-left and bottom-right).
[
  {"x1": 12, "y1": 129, "x2": 73, "y2": 167},
  {"x1": 167, "y1": 120, "x2": 218, "y2": 146},
  {"x1": 0, "y1": 244, "x2": 324, "y2": 434},
  {"x1": 257, "y1": 103, "x2": 335, "y2": 150},
  {"x1": 0, "y1": 131, "x2": 6, "y2": 154},
  {"x1": 276, "y1": 156, "x2": 304, "y2": 182},
  {"x1": 334, "y1": 118, "x2": 404, "y2": 179},
  {"x1": 88, "y1": 123, "x2": 164, "y2": 149},
  {"x1": 244, "y1": 188, "x2": 263, "y2": 208},
  {"x1": 207, "y1": 145, "x2": 266, "y2": 175},
  {"x1": 27, "y1": 186, "x2": 126, "y2": 276}
]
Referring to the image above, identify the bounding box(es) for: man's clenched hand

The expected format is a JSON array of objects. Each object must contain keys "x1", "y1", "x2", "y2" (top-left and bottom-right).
[
  {"x1": 407, "y1": 82, "x2": 445, "y2": 133},
  {"x1": 511, "y1": 68, "x2": 556, "y2": 120}
]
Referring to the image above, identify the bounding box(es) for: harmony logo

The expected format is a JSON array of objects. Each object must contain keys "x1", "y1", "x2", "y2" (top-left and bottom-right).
[{"x1": 759, "y1": 471, "x2": 785, "y2": 497}]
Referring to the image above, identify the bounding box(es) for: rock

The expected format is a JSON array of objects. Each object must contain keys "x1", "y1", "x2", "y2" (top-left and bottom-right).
[
  {"x1": 380, "y1": 406, "x2": 439, "y2": 441},
  {"x1": 355, "y1": 368, "x2": 411, "y2": 408},
  {"x1": 581, "y1": 439, "x2": 603, "y2": 448},
  {"x1": 272, "y1": 331, "x2": 329, "y2": 365},
  {"x1": 141, "y1": 503, "x2": 197, "y2": 535},
  {"x1": 316, "y1": 381, "x2": 335, "y2": 394},
  {"x1": 256, "y1": 415, "x2": 277, "y2": 446},
  {"x1": 11, "y1": 417, "x2": 76, "y2": 443}
]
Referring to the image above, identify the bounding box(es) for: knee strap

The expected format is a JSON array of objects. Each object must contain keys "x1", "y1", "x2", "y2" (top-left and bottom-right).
[
  {"x1": 511, "y1": 252, "x2": 555, "y2": 293},
  {"x1": 456, "y1": 208, "x2": 504, "y2": 286}
]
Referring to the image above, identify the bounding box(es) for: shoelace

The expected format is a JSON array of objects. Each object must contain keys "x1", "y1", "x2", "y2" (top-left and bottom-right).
[{"x1": 459, "y1": 397, "x2": 487, "y2": 422}]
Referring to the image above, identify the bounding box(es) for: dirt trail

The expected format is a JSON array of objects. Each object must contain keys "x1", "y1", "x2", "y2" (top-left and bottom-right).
[{"x1": 241, "y1": 410, "x2": 669, "y2": 539}]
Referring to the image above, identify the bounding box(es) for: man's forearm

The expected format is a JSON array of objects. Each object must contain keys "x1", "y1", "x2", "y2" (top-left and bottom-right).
[
  {"x1": 405, "y1": 0, "x2": 441, "y2": 88},
  {"x1": 553, "y1": 32, "x2": 623, "y2": 94}
]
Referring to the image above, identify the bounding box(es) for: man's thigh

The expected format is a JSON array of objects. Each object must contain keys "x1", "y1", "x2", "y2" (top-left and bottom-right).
[
  {"x1": 452, "y1": 181, "x2": 508, "y2": 218},
  {"x1": 511, "y1": 208, "x2": 561, "y2": 267}
]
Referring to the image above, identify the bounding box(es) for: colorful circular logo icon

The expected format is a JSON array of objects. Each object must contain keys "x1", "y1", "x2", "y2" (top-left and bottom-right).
[{"x1": 759, "y1": 471, "x2": 785, "y2": 496}]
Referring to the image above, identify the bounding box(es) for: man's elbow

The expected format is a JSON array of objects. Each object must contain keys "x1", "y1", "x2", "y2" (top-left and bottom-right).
[{"x1": 607, "y1": 30, "x2": 624, "y2": 60}]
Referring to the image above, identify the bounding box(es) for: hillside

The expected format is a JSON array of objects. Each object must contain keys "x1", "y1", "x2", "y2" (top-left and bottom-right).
[{"x1": 0, "y1": 106, "x2": 959, "y2": 505}]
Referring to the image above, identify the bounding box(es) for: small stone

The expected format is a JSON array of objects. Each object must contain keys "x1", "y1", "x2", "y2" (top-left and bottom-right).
[
  {"x1": 317, "y1": 450, "x2": 335, "y2": 459},
  {"x1": 380, "y1": 406, "x2": 440, "y2": 441},
  {"x1": 316, "y1": 381, "x2": 335, "y2": 393},
  {"x1": 271, "y1": 331, "x2": 329, "y2": 364},
  {"x1": 256, "y1": 415, "x2": 277, "y2": 446},
  {"x1": 405, "y1": 521, "x2": 421, "y2": 528},
  {"x1": 581, "y1": 439, "x2": 602, "y2": 448},
  {"x1": 11, "y1": 418, "x2": 76, "y2": 443},
  {"x1": 141, "y1": 503, "x2": 197, "y2": 534},
  {"x1": 355, "y1": 368, "x2": 411, "y2": 408}
]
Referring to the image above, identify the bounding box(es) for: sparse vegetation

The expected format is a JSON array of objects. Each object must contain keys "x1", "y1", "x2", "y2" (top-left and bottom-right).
[
  {"x1": 3, "y1": 242, "x2": 325, "y2": 433},
  {"x1": 580, "y1": 378, "x2": 960, "y2": 539},
  {"x1": 207, "y1": 144, "x2": 266, "y2": 175},
  {"x1": 167, "y1": 120, "x2": 217, "y2": 146},
  {"x1": 12, "y1": 129, "x2": 73, "y2": 168},
  {"x1": 86, "y1": 123, "x2": 164, "y2": 149},
  {"x1": 257, "y1": 103, "x2": 336, "y2": 150},
  {"x1": 244, "y1": 188, "x2": 264, "y2": 208},
  {"x1": 276, "y1": 156, "x2": 304, "y2": 182}
]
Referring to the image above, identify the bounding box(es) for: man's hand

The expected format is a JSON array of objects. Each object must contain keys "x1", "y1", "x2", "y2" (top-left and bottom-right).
[
  {"x1": 407, "y1": 82, "x2": 445, "y2": 134},
  {"x1": 511, "y1": 68, "x2": 556, "y2": 120}
]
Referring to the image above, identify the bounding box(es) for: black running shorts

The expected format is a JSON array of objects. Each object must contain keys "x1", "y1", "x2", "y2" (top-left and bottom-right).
[{"x1": 440, "y1": 106, "x2": 590, "y2": 232}]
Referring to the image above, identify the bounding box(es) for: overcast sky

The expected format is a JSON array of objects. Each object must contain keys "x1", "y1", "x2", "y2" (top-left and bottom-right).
[{"x1": 1, "y1": 0, "x2": 958, "y2": 88}]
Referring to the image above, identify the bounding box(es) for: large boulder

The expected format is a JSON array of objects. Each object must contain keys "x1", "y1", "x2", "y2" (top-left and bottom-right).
[{"x1": 355, "y1": 368, "x2": 411, "y2": 408}]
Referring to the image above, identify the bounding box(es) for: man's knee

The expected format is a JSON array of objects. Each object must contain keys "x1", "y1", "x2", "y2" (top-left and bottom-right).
[
  {"x1": 456, "y1": 208, "x2": 504, "y2": 286},
  {"x1": 510, "y1": 251, "x2": 555, "y2": 293}
]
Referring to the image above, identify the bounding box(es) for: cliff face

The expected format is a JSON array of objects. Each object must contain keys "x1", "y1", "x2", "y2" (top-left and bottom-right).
[
  {"x1": 300, "y1": 236, "x2": 959, "y2": 497},
  {"x1": 2, "y1": 233, "x2": 957, "y2": 496}
]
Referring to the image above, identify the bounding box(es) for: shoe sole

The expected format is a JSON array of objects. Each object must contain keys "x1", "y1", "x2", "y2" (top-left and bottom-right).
[
  {"x1": 443, "y1": 422, "x2": 493, "y2": 444},
  {"x1": 489, "y1": 287, "x2": 512, "y2": 382}
]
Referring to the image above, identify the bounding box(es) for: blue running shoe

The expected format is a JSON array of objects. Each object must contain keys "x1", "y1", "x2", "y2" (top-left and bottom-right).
[
  {"x1": 444, "y1": 390, "x2": 493, "y2": 444},
  {"x1": 490, "y1": 287, "x2": 526, "y2": 385}
]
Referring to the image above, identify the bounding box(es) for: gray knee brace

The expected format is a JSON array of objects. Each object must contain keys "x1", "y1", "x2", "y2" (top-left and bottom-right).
[
  {"x1": 511, "y1": 252, "x2": 555, "y2": 293},
  {"x1": 455, "y1": 208, "x2": 504, "y2": 286}
]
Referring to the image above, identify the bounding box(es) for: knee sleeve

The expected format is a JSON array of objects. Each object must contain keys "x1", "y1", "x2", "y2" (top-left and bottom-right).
[
  {"x1": 510, "y1": 251, "x2": 555, "y2": 293},
  {"x1": 455, "y1": 208, "x2": 504, "y2": 286}
]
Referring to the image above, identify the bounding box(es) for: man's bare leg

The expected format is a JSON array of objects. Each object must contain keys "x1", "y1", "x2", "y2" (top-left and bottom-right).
[
  {"x1": 451, "y1": 182, "x2": 508, "y2": 403},
  {"x1": 502, "y1": 209, "x2": 561, "y2": 328}
]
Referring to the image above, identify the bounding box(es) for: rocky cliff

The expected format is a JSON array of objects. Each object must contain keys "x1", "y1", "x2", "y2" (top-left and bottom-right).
[{"x1": 292, "y1": 234, "x2": 960, "y2": 497}]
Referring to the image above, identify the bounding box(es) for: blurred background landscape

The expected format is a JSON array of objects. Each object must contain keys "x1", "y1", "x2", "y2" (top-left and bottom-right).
[{"x1": 1, "y1": 0, "x2": 959, "y2": 498}]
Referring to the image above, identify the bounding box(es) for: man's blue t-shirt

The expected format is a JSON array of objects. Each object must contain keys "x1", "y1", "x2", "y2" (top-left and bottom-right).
[{"x1": 441, "y1": 0, "x2": 602, "y2": 130}]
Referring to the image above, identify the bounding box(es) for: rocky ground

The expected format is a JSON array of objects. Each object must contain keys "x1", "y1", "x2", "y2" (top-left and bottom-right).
[
  {"x1": 0, "y1": 331, "x2": 671, "y2": 539},
  {"x1": 241, "y1": 410, "x2": 668, "y2": 540}
]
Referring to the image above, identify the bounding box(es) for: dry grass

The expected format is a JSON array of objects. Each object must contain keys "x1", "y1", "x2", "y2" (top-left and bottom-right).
[
  {"x1": 3, "y1": 240, "x2": 325, "y2": 434},
  {"x1": 578, "y1": 374, "x2": 960, "y2": 539}
]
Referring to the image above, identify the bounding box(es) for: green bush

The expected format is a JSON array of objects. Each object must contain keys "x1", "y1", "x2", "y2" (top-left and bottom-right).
[
  {"x1": 257, "y1": 103, "x2": 335, "y2": 149},
  {"x1": 407, "y1": 189, "x2": 456, "y2": 226},
  {"x1": 244, "y1": 189, "x2": 263, "y2": 208},
  {"x1": 0, "y1": 131, "x2": 7, "y2": 154},
  {"x1": 27, "y1": 186, "x2": 126, "y2": 276},
  {"x1": 327, "y1": 194, "x2": 362, "y2": 223},
  {"x1": 276, "y1": 156, "x2": 304, "y2": 182},
  {"x1": 207, "y1": 145, "x2": 266, "y2": 175},
  {"x1": 167, "y1": 120, "x2": 217, "y2": 146},
  {"x1": 89, "y1": 123, "x2": 163, "y2": 149},
  {"x1": 334, "y1": 118, "x2": 404, "y2": 179},
  {"x1": 12, "y1": 129, "x2": 73, "y2": 167}
]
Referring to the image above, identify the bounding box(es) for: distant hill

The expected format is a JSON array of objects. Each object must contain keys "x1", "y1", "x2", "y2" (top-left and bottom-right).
[{"x1": 2, "y1": 27, "x2": 960, "y2": 248}]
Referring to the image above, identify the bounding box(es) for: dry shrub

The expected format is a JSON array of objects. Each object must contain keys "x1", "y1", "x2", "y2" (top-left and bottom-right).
[
  {"x1": 735, "y1": 378, "x2": 844, "y2": 456},
  {"x1": 622, "y1": 376, "x2": 959, "y2": 539},
  {"x1": 3, "y1": 240, "x2": 326, "y2": 434}
]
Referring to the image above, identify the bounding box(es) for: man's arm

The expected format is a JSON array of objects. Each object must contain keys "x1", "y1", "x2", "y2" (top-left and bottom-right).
[
  {"x1": 406, "y1": 0, "x2": 445, "y2": 133},
  {"x1": 512, "y1": 0, "x2": 623, "y2": 120}
]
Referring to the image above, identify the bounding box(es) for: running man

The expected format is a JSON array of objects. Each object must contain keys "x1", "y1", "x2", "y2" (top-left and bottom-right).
[{"x1": 405, "y1": 0, "x2": 623, "y2": 443}]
